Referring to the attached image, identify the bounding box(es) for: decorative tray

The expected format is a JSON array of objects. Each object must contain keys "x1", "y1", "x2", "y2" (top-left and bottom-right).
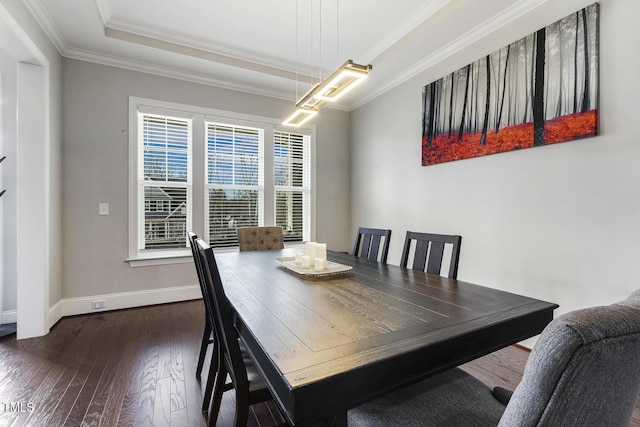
[{"x1": 275, "y1": 257, "x2": 352, "y2": 279}]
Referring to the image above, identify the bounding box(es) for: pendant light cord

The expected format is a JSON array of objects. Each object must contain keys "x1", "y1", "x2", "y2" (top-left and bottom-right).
[
  {"x1": 295, "y1": 0, "x2": 298, "y2": 101},
  {"x1": 319, "y1": 0, "x2": 322, "y2": 81}
]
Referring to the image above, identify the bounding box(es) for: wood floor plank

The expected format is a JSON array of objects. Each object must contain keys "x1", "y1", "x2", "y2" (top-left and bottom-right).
[
  {"x1": 0, "y1": 300, "x2": 637, "y2": 427},
  {"x1": 153, "y1": 376, "x2": 172, "y2": 427},
  {"x1": 27, "y1": 363, "x2": 79, "y2": 426},
  {"x1": 81, "y1": 317, "x2": 129, "y2": 426},
  {"x1": 101, "y1": 309, "x2": 151, "y2": 427},
  {"x1": 12, "y1": 362, "x2": 67, "y2": 426},
  {"x1": 65, "y1": 316, "x2": 120, "y2": 426},
  {"x1": 117, "y1": 392, "x2": 139, "y2": 427},
  {"x1": 133, "y1": 350, "x2": 159, "y2": 426}
]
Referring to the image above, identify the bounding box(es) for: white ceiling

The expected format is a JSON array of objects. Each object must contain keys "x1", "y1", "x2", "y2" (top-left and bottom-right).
[{"x1": 23, "y1": 0, "x2": 597, "y2": 111}]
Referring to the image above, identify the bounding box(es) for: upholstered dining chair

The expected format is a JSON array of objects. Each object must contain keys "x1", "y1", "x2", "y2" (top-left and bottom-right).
[
  {"x1": 400, "y1": 231, "x2": 462, "y2": 279},
  {"x1": 348, "y1": 289, "x2": 640, "y2": 427},
  {"x1": 237, "y1": 226, "x2": 284, "y2": 251},
  {"x1": 196, "y1": 238, "x2": 285, "y2": 427},
  {"x1": 352, "y1": 227, "x2": 392, "y2": 263}
]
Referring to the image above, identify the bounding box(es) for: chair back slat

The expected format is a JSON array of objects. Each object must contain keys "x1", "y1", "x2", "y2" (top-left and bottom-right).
[
  {"x1": 352, "y1": 227, "x2": 392, "y2": 264},
  {"x1": 426, "y1": 240, "x2": 446, "y2": 276},
  {"x1": 401, "y1": 231, "x2": 462, "y2": 279},
  {"x1": 361, "y1": 234, "x2": 373, "y2": 259},
  {"x1": 369, "y1": 235, "x2": 382, "y2": 261}
]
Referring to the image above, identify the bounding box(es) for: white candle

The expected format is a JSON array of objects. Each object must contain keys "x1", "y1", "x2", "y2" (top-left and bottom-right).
[
  {"x1": 301, "y1": 255, "x2": 311, "y2": 268},
  {"x1": 316, "y1": 243, "x2": 327, "y2": 261},
  {"x1": 295, "y1": 252, "x2": 303, "y2": 265},
  {"x1": 314, "y1": 257, "x2": 326, "y2": 271},
  {"x1": 305, "y1": 242, "x2": 317, "y2": 260}
]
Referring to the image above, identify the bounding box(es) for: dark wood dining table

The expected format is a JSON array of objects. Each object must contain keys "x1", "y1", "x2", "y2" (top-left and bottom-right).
[{"x1": 214, "y1": 248, "x2": 558, "y2": 426}]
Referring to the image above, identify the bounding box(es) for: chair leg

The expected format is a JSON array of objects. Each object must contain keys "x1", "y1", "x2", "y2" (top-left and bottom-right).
[
  {"x1": 202, "y1": 349, "x2": 218, "y2": 412},
  {"x1": 232, "y1": 389, "x2": 249, "y2": 427},
  {"x1": 208, "y1": 360, "x2": 228, "y2": 426},
  {"x1": 196, "y1": 323, "x2": 212, "y2": 380}
]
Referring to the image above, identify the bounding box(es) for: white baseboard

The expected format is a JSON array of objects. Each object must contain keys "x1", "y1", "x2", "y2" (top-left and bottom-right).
[
  {"x1": 2, "y1": 310, "x2": 17, "y2": 324},
  {"x1": 48, "y1": 285, "x2": 202, "y2": 328}
]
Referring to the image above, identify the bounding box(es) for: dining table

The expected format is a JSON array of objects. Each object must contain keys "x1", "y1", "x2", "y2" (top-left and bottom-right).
[{"x1": 214, "y1": 248, "x2": 558, "y2": 426}]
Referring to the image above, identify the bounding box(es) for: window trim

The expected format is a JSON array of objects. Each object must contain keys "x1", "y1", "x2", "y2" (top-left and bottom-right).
[{"x1": 128, "y1": 97, "x2": 316, "y2": 266}]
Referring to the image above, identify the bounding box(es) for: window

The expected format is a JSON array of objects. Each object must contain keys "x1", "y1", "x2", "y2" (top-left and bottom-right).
[
  {"x1": 274, "y1": 131, "x2": 310, "y2": 242},
  {"x1": 128, "y1": 97, "x2": 314, "y2": 263},
  {"x1": 138, "y1": 113, "x2": 192, "y2": 251},
  {"x1": 206, "y1": 123, "x2": 264, "y2": 248}
]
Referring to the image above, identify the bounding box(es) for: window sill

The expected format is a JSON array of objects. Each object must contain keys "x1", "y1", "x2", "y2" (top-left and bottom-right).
[
  {"x1": 127, "y1": 251, "x2": 192, "y2": 267},
  {"x1": 126, "y1": 246, "x2": 242, "y2": 267},
  {"x1": 127, "y1": 243, "x2": 303, "y2": 267}
]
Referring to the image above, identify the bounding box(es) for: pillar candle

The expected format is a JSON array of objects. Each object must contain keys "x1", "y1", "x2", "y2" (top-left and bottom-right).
[
  {"x1": 314, "y1": 258, "x2": 326, "y2": 271},
  {"x1": 316, "y1": 243, "x2": 327, "y2": 261},
  {"x1": 301, "y1": 255, "x2": 311, "y2": 268},
  {"x1": 305, "y1": 242, "x2": 317, "y2": 260}
]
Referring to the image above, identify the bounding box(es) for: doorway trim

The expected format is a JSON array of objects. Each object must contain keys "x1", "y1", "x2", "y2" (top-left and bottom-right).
[{"x1": 1, "y1": 3, "x2": 50, "y2": 339}]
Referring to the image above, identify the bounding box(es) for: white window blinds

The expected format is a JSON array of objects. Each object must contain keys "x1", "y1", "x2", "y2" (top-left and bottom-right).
[
  {"x1": 139, "y1": 113, "x2": 192, "y2": 250},
  {"x1": 206, "y1": 123, "x2": 264, "y2": 248},
  {"x1": 274, "y1": 131, "x2": 310, "y2": 242},
  {"x1": 130, "y1": 98, "x2": 314, "y2": 261}
]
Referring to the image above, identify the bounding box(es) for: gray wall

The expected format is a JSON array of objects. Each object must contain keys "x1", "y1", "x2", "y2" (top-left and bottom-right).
[
  {"x1": 349, "y1": 0, "x2": 639, "y2": 329},
  {"x1": 61, "y1": 59, "x2": 350, "y2": 300}
]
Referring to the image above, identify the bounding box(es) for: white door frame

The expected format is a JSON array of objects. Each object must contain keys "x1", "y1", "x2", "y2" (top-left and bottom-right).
[{"x1": 1, "y1": 4, "x2": 50, "y2": 339}]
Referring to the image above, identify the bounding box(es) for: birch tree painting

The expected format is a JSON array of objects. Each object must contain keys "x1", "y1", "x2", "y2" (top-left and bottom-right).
[{"x1": 422, "y1": 3, "x2": 599, "y2": 166}]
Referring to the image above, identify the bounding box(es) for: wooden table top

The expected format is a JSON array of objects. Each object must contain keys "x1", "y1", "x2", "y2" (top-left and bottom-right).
[{"x1": 214, "y1": 249, "x2": 558, "y2": 426}]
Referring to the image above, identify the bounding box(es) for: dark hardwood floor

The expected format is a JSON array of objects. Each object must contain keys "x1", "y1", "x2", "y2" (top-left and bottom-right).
[{"x1": 0, "y1": 300, "x2": 637, "y2": 426}]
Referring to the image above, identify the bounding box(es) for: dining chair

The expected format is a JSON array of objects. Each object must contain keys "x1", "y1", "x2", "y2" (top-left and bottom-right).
[
  {"x1": 187, "y1": 232, "x2": 214, "y2": 381},
  {"x1": 352, "y1": 227, "x2": 392, "y2": 263},
  {"x1": 237, "y1": 226, "x2": 285, "y2": 251},
  {"x1": 188, "y1": 231, "x2": 231, "y2": 415},
  {"x1": 400, "y1": 231, "x2": 462, "y2": 279},
  {"x1": 348, "y1": 289, "x2": 640, "y2": 426},
  {"x1": 196, "y1": 238, "x2": 285, "y2": 427}
]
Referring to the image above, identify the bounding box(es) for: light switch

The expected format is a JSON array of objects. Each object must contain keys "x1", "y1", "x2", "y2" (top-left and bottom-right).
[{"x1": 99, "y1": 203, "x2": 109, "y2": 215}]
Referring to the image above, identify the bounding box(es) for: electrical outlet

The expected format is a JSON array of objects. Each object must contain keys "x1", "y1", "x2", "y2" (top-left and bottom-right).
[{"x1": 92, "y1": 300, "x2": 105, "y2": 309}]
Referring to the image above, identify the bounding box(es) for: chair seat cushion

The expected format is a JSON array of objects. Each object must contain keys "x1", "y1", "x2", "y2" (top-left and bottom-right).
[
  {"x1": 348, "y1": 368, "x2": 506, "y2": 427},
  {"x1": 239, "y1": 340, "x2": 267, "y2": 392}
]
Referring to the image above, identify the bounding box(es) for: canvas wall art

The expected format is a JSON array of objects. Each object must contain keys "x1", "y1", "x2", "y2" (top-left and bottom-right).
[{"x1": 422, "y1": 3, "x2": 599, "y2": 166}]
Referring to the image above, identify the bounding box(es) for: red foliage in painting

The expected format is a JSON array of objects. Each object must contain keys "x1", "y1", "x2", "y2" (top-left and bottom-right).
[{"x1": 422, "y1": 110, "x2": 598, "y2": 166}]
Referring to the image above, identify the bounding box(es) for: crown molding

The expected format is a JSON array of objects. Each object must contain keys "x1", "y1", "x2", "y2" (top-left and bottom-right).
[
  {"x1": 103, "y1": 23, "x2": 316, "y2": 84},
  {"x1": 62, "y1": 45, "x2": 296, "y2": 101},
  {"x1": 351, "y1": 0, "x2": 551, "y2": 110},
  {"x1": 362, "y1": 0, "x2": 455, "y2": 63},
  {"x1": 103, "y1": 18, "x2": 319, "y2": 80},
  {"x1": 22, "y1": 0, "x2": 66, "y2": 55}
]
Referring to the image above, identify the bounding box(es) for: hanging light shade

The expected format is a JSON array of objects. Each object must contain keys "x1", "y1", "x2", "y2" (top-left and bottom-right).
[
  {"x1": 314, "y1": 60, "x2": 372, "y2": 101},
  {"x1": 282, "y1": 60, "x2": 372, "y2": 127},
  {"x1": 282, "y1": 106, "x2": 319, "y2": 128}
]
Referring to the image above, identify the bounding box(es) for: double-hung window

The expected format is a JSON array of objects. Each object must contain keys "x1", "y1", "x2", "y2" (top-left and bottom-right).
[
  {"x1": 128, "y1": 97, "x2": 314, "y2": 264},
  {"x1": 206, "y1": 122, "x2": 264, "y2": 248},
  {"x1": 137, "y1": 112, "x2": 192, "y2": 252},
  {"x1": 274, "y1": 131, "x2": 311, "y2": 242}
]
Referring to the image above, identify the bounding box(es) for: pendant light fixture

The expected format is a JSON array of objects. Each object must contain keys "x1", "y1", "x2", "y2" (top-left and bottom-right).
[{"x1": 283, "y1": 1, "x2": 372, "y2": 127}]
